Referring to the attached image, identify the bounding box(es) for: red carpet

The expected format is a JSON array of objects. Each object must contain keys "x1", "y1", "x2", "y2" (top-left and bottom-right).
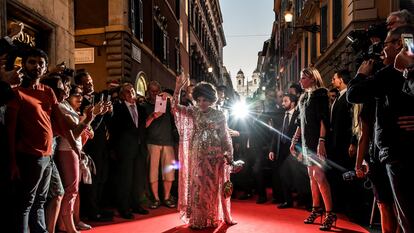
[{"x1": 86, "y1": 200, "x2": 369, "y2": 233}]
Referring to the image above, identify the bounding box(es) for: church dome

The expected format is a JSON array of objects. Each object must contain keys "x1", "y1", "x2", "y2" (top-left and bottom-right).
[{"x1": 237, "y1": 69, "x2": 244, "y2": 75}]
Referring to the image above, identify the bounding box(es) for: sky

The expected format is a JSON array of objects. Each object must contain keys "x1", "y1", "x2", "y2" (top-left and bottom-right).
[{"x1": 220, "y1": 0, "x2": 275, "y2": 86}]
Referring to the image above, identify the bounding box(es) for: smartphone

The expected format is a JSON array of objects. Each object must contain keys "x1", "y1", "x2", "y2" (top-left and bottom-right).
[
  {"x1": 106, "y1": 95, "x2": 111, "y2": 102},
  {"x1": 402, "y1": 33, "x2": 414, "y2": 55},
  {"x1": 14, "y1": 56, "x2": 22, "y2": 67},
  {"x1": 100, "y1": 93, "x2": 104, "y2": 102}
]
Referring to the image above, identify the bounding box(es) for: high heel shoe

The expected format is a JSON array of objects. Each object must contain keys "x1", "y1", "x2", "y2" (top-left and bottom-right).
[
  {"x1": 304, "y1": 207, "x2": 323, "y2": 224},
  {"x1": 319, "y1": 212, "x2": 337, "y2": 231}
]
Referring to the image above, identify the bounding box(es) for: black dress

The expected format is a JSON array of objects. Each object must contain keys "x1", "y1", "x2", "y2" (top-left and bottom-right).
[{"x1": 297, "y1": 88, "x2": 330, "y2": 165}]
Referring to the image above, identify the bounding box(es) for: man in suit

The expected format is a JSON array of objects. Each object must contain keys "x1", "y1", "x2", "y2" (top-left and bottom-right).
[
  {"x1": 329, "y1": 69, "x2": 358, "y2": 215},
  {"x1": 269, "y1": 94, "x2": 300, "y2": 208},
  {"x1": 110, "y1": 83, "x2": 149, "y2": 219},
  {"x1": 74, "y1": 71, "x2": 113, "y2": 222}
]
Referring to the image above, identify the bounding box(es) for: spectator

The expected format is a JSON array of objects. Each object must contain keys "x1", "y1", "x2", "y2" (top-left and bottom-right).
[
  {"x1": 144, "y1": 80, "x2": 177, "y2": 209},
  {"x1": 6, "y1": 48, "x2": 78, "y2": 233},
  {"x1": 347, "y1": 26, "x2": 414, "y2": 232},
  {"x1": 110, "y1": 83, "x2": 149, "y2": 219}
]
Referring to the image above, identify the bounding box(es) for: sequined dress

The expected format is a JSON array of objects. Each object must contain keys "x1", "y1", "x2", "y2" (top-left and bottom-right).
[{"x1": 173, "y1": 103, "x2": 234, "y2": 229}]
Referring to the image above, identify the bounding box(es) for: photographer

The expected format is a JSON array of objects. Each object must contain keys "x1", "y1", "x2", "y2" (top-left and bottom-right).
[{"x1": 347, "y1": 26, "x2": 414, "y2": 233}]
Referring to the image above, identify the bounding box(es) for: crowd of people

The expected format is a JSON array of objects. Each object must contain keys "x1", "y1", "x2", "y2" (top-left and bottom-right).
[{"x1": 1, "y1": 9, "x2": 414, "y2": 233}]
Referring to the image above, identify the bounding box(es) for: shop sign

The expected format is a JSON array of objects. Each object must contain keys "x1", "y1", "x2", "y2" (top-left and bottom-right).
[
  {"x1": 132, "y1": 44, "x2": 141, "y2": 63},
  {"x1": 74, "y1": 48, "x2": 95, "y2": 64},
  {"x1": 8, "y1": 20, "x2": 37, "y2": 47}
]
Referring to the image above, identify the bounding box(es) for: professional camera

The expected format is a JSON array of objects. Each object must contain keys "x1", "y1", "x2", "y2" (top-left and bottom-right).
[
  {"x1": 342, "y1": 170, "x2": 357, "y2": 181},
  {"x1": 347, "y1": 22, "x2": 388, "y2": 71}
]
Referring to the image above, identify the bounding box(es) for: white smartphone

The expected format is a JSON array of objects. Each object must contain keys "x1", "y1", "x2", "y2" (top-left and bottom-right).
[{"x1": 402, "y1": 33, "x2": 414, "y2": 55}]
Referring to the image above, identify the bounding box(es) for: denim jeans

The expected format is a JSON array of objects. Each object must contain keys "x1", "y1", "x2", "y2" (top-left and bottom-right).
[
  {"x1": 17, "y1": 154, "x2": 52, "y2": 233},
  {"x1": 386, "y1": 161, "x2": 414, "y2": 233}
]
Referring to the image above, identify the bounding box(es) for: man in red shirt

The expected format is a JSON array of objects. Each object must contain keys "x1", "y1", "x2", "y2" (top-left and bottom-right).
[{"x1": 6, "y1": 48, "x2": 79, "y2": 233}]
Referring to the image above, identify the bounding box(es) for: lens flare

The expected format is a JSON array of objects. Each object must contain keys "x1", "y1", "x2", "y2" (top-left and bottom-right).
[{"x1": 231, "y1": 100, "x2": 249, "y2": 119}]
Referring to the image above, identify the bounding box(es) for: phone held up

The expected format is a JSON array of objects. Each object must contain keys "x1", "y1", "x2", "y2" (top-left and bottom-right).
[{"x1": 402, "y1": 33, "x2": 414, "y2": 55}]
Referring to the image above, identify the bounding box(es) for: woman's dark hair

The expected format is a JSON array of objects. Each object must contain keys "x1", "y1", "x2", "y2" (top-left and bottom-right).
[
  {"x1": 192, "y1": 82, "x2": 218, "y2": 103},
  {"x1": 40, "y1": 75, "x2": 62, "y2": 97}
]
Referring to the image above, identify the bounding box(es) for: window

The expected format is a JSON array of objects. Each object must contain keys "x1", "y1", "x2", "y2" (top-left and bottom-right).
[
  {"x1": 154, "y1": 20, "x2": 169, "y2": 65},
  {"x1": 305, "y1": 36, "x2": 309, "y2": 67},
  {"x1": 130, "y1": 0, "x2": 143, "y2": 42},
  {"x1": 135, "y1": 72, "x2": 147, "y2": 96},
  {"x1": 238, "y1": 80, "x2": 241, "y2": 85},
  {"x1": 320, "y1": 5, "x2": 327, "y2": 51},
  {"x1": 254, "y1": 79, "x2": 257, "y2": 85},
  {"x1": 311, "y1": 31, "x2": 316, "y2": 61},
  {"x1": 332, "y1": 0, "x2": 342, "y2": 39}
]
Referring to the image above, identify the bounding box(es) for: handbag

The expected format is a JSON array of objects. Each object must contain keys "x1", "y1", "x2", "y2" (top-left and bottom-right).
[
  {"x1": 223, "y1": 180, "x2": 233, "y2": 198},
  {"x1": 79, "y1": 152, "x2": 96, "y2": 184}
]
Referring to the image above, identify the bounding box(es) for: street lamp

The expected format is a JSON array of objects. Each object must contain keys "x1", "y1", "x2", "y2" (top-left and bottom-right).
[
  {"x1": 284, "y1": 11, "x2": 293, "y2": 23},
  {"x1": 284, "y1": 11, "x2": 320, "y2": 33},
  {"x1": 208, "y1": 67, "x2": 213, "y2": 73}
]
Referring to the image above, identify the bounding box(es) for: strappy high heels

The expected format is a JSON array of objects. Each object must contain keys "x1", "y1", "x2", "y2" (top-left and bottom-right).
[
  {"x1": 304, "y1": 207, "x2": 323, "y2": 224},
  {"x1": 319, "y1": 212, "x2": 337, "y2": 231}
]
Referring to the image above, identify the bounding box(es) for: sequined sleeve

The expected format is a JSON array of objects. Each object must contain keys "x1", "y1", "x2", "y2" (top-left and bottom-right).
[{"x1": 217, "y1": 111, "x2": 233, "y2": 163}]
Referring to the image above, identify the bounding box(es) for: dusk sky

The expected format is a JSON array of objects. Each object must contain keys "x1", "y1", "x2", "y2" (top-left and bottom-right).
[{"x1": 220, "y1": 0, "x2": 275, "y2": 85}]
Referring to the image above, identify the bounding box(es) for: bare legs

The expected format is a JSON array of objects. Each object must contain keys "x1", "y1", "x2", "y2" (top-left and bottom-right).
[
  {"x1": 151, "y1": 182, "x2": 160, "y2": 201},
  {"x1": 307, "y1": 165, "x2": 332, "y2": 212},
  {"x1": 378, "y1": 202, "x2": 400, "y2": 233},
  {"x1": 46, "y1": 195, "x2": 63, "y2": 233}
]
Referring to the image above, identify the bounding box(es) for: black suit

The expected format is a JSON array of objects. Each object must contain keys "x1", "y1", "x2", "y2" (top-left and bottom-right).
[
  {"x1": 79, "y1": 93, "x2": 112, "y2": 218},
  {"x1": 328, "y1": 90, "x2": 363, "y2": 216},
  {"x1": 270, "y1": 109, "x2": 310, "y2": 204},
  {"x1": 110, "y1": 101, "x2": 147, "y2": 212},
  {"x1": 329, "y1": 92, "x2": 354, "y2": 169}
]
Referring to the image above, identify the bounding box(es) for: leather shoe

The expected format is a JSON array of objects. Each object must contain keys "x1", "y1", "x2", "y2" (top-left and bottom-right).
[
  {"x1": 277, "y1": 202, "x2": 293, "y2": 209},
  {"x1": 132, "y1": 205, "x2": 149, "y2": 215},
  {"x1": 119, "y1": 211, "x2": 134, "y2": 220}
]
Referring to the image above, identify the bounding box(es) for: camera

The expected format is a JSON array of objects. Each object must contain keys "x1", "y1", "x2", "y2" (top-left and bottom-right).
[
  {"x1": 347, "y1": 22, "x2": 388, "y2": 71},
  {"x1": 342, "y1": 170, "x2": 357, "y2": 181}
]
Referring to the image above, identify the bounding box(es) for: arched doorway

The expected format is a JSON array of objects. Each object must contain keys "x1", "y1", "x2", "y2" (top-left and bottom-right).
[{"x1": 135, "y1": 72, "x2": 147, "y2": 97}]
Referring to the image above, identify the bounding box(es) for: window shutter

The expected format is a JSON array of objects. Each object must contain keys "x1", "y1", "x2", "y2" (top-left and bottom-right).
[
  {"x1": 130, "y1": 0, "x2": 136, "y2": 35},
  {"x1": 332, "y1": 0, "x2": 342, "y2": 39},
  {"x1": 139, "y1": 0, "x2": 143, "y2": 41},
  {"x1": 320, "y1": 5, "x2": 328, "y2": 51}
]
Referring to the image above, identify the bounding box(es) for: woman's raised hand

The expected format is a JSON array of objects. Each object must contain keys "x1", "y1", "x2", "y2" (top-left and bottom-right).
[{"x1": 176, "y1": 73, "x2": 188, "y2": 89}]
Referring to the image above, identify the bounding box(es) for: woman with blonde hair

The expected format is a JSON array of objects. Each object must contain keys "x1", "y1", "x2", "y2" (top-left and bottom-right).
[{"x1": 290, "y1": 67, "x2": 336, "y2": 231}]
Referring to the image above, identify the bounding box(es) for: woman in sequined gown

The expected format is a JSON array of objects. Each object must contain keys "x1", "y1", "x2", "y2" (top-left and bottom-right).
[{"x1": 172, "y1": 75, "x2": 236, "y2": 229}]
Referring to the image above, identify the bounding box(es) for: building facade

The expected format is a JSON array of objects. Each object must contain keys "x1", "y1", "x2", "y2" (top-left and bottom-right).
[
  {"x1": 75, "y1": 0, "x2": 183, "y2": 93},
  {"x1": 188, "y1": 0, "x2": 226, "y2": 85},
  {"x1": 0, "y1": 0, "x2": 75, "y2": 67},
  {"x1": 235, "y1": 69, "x2": 260, "y2": 99},
  {"x1": 269, "y1": 0, "x2": 414, "y2": 91},
  {"x1": 74, "y1": 0, "x2": 227, "y2": 93}
]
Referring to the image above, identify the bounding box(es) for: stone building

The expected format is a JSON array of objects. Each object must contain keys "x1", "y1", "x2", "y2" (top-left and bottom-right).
[
  {"x1": 269, "y1": 0, "x2": 414, "y2": 90},
  {"x1": 0, "y1": 0, "x2": 75, "y2": 67}
]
